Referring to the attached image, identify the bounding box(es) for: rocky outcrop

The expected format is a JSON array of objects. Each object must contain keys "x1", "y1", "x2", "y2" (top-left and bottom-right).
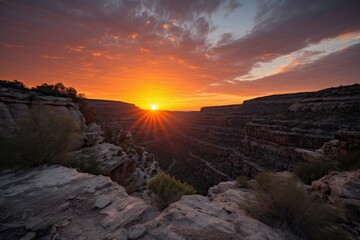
[
  {"x1": 311, "y1": 170, "x2": 360, "y2": 238},
  {"x1": 0, "y1": 87, "x2": 85, "y2": 150},
  {"x1": 0, "y1": 166, "x2": 298, "y2": 240},
  {"x1": 0, "y1": 165, "x2": 159, "y2": 240},
  {"x1": 69, "y1": 124, "x2": 161, "y2": 193},
  {"x1": 0, "y1": 87, "x2": 160, "y2": 194},
  {"x1": 321, "y1": 130, "x2": 360, "y2": 159}
]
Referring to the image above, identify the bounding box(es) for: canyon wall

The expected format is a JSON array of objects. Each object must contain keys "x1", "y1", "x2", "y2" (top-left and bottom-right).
[
  {"x1": 85, "y1": 84, "x2": 360, "y2": 193},
  {"x1": 0, "y1": 87, "x2": 160, "y2": 194}
]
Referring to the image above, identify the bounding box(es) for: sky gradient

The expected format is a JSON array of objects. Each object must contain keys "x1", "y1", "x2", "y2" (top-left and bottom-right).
[{"x1": 1, "y1": 0, "x2": 359, "y2": 110}]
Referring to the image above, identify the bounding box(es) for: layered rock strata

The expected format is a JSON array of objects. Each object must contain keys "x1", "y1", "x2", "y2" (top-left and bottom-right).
[{"x1": 0, "y1": 87, "x2": 85, "y2": 150}]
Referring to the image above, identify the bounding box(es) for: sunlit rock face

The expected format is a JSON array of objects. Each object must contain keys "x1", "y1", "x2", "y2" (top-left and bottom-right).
[
  {"x1": 68, "y1": 123, "x2": 161, "y2": 194},
  {"x1": 0, "y1": 87, "x2": 86, "y2": 151}
]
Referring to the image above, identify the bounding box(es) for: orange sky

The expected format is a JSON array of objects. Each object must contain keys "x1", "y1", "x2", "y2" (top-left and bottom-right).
[{"x1": 1, "y1": 1, "x2": 360, "y2": 110}]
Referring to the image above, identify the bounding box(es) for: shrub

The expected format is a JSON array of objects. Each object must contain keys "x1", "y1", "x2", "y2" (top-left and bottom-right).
[
  {"x1": 246, "y1": 172, "x2": 345, "y2": 240},
  {"x1": 32, "y1": 83, "x2": 77, "y2": 99},
  {"x1": 66, "y1": 156, "x2": 102, "y2": 175},
  {"x1": 236, "y1": 175, "x2": 248, "y2": 188},
  {"x1": 337, "y1": 150, "x2": 360, "y2": 171},
  {"x1": 295, "y1": 157, "x2": 336, "y2": 185},
  {"x1": 0, "y1": 80, "x2": 27, "y2": 90},
  {"x1": 0, "y1": 107, "x2": 76, "y2": 169},
  {"x1": 147, "y1": 172, "x2": 196, "y2": 210}
]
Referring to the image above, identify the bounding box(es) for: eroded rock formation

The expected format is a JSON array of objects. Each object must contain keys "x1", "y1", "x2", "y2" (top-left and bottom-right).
[
  {"x1": 0, "y1": 87, "x2": 85, "y2": 150},
  {"x1": 0, "y1": 87, "x2": 161, "y2": 194}
]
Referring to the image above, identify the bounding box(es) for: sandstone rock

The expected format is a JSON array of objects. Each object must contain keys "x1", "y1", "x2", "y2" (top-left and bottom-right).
[
  {"x1": 142, "y1": 193, "x2": 294, "y2": 240},
  {"x1": 0, "y1": 165, "x2": 158, "y2": 240},
  {"x1": 0, "y1": 88, "x2": 86, "y2": 150},
  {"x1": 311, "y1": 170, "x2": 360, "y2": 239},
  {"x1": 84, "y1": 122, "x2": 105, "y2": 147},
  {"x1": 20, "y1": 232, "x2": 36, "y2": 240},
  {"x1": 95, "y1": 195, "x2": 112, "y2": 209},
  {"x1": 128, "y1": 224, "x2": 147, "y2": 239},
  {"x1": 311, "y1": 170, "x2": 360, "y2": 204}
]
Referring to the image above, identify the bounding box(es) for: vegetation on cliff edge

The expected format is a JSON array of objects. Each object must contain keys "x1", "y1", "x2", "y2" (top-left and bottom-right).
[
  {"x1": 147, "y1": 172, "x2": 196, "y2": 210},
  {"x1": 245, "y1": 172, "x2": 346, "y2": 240}
]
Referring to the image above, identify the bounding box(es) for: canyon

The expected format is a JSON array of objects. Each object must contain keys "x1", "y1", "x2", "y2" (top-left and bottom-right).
[
  {"x1": 86, "y1": 84, "x2": 360, "y2": 194},
  {"x1": 1, "y1": 83, "x2": 359, "y2": 239}
]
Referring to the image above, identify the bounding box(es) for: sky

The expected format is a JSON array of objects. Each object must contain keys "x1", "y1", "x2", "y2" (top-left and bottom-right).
[{"x1": 0, "y1": 0, "x2": 359, "y2": 110}]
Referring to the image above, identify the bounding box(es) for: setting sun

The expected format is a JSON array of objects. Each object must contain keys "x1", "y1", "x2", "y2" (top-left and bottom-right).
[{"x1": 151, "y1": 105, "x2": 157, "y2": 111}]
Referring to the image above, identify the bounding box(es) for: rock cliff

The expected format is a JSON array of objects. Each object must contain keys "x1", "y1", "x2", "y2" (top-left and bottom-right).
[
  {"x1": 84, "y1": 84, "x2": 360, "y2": 193},
  {"x1": 0, "y1": 86, "x2": 161, "y2": 194},
  {"x1": 0, "y1": 87, "x2": 85, "y2": 150},
  {"x1": 242, "y1": 84, "x2": 360, "y2": 170}
]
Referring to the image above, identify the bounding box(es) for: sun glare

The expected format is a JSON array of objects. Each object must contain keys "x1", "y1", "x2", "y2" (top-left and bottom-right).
[{"x1": 151, "y1": 105, "x2": 157, "y2": 111}]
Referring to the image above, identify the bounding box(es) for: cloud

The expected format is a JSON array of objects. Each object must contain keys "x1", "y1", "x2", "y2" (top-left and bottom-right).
[
  {"x1": 213, "y1": 0, "x2": 360, "y2": 76},
  {"x1": 208, "y1": 43, "x2": 360, "y2": 96},
  {"x1": 0, "y1": 0, "x2": 359, "y2": 109}
]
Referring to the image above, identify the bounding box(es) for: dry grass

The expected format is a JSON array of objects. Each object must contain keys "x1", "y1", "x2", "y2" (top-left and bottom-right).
[
  {"x1": 245, "y1": 172, "x2": 346, "y2": 240},
  {"x1": 0, "y1": 107, "x2": 76, "y2": 169},
  {"x1": 295, "y1": 157, "x2": 336, "y2": 185}
]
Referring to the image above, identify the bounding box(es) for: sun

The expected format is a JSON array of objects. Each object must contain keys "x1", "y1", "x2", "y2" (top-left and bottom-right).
[{"x1": 151, "y1": 105, "x2": 157, "y2": 111}]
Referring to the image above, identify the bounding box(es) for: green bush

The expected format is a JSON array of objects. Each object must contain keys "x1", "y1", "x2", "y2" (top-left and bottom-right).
[
  {"x1": 295, "y1": 157, "x2": 336, "y2": 185},
  {"x1": 337, "y1": 150, "x2": 360, "y2": 171},
  {"x1": 0, "y1": 107, "x2": 76, "y2": 169},
  {"x1": 246, "y1": 172, "x2": 345, "y2": 240},
  {"x1": 66, "y1": 156, "x2": 102, "y2": 175},
  {"x1": 32, "y1": 82, "x2": 77, "y2": 99},
  {"x1": 147, "y1": 172, "x2": 196, "y2": 210},
  {"x1": 236, "y1": 175, "x2": 248, "y2": 188}
]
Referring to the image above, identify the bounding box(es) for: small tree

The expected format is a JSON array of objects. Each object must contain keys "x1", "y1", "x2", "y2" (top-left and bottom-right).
[{"x1": 147, "y1": 172, "x2": 196, "y2": 210}]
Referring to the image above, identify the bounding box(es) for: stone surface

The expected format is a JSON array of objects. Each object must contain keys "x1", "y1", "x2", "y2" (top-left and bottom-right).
[
  {"x1": 0, "y1": 165, "x2": 158, "y2": 240},
  {"x1": 0, "y1": 165, "x2": 302, "y2": 240},
  {"x1": 142, "y1": 189, "x2": 295, "y2": 240},
  {"x1": 20, "y1": 232, "x2": 36, "y2": 240},
  {"x1": 311, "y1": 170, "x2": 360, "y2": 239},
  {"x1": 311, "y1": 170, "x2": 360, "y2": 204},
  {"x1": 95, "y1": 195, "x2": 112, "y2": 209},
  {"x1": 0, "y1": 87, "x2": 86, "y2": 150},
  {"x1": 128, "y1": 224, "x2": 147, "y2": 239}
]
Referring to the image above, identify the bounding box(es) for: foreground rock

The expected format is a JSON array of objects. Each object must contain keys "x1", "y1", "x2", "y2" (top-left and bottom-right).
[
  {"x1": 0, "y1": 165, "x2": 158, "y2": 240},
  {"x1": 0, "y1": 166, "x2": 299, "y2": 240},
  {"x1": 311, "y1": 170, "x2": 360, "y2": 238}
]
